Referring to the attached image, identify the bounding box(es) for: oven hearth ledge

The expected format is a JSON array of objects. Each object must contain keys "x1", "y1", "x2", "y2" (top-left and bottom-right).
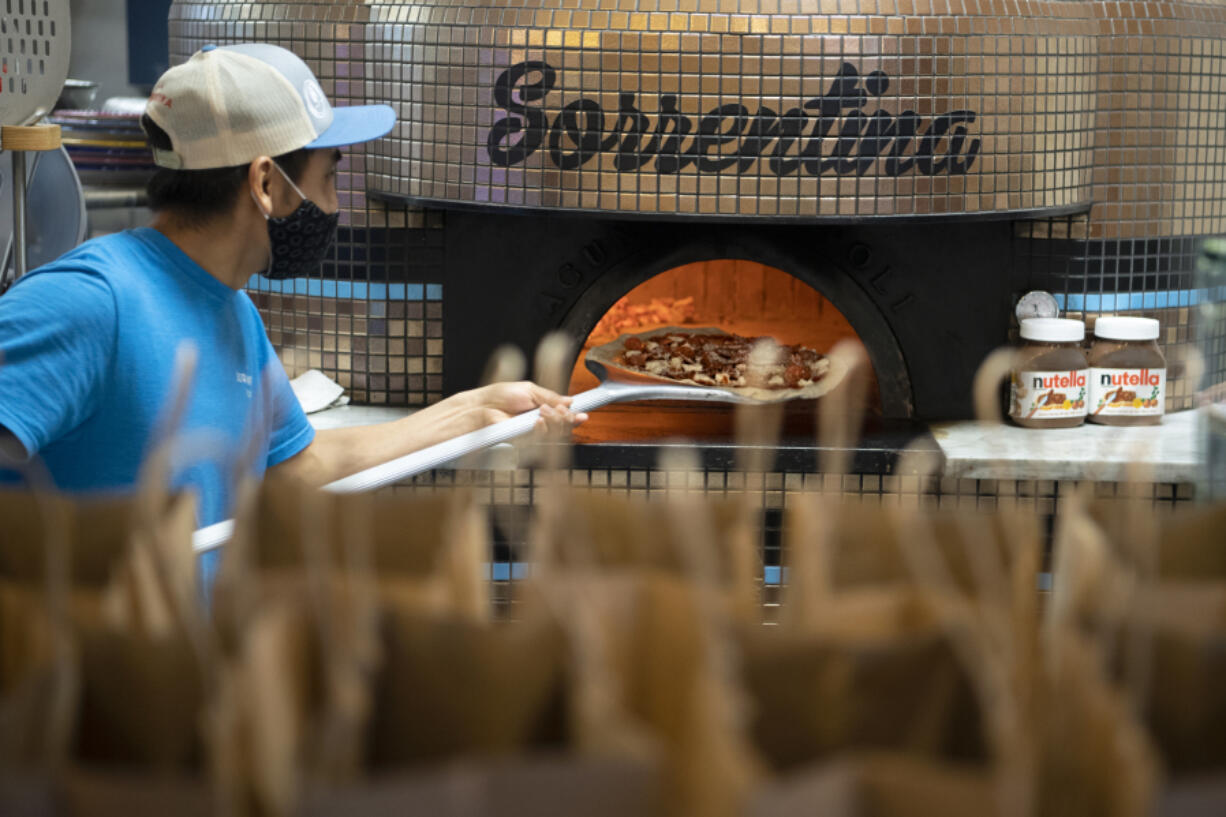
[{"x1": 306, "y1": 406, "x2": 1202, "y2": 484}]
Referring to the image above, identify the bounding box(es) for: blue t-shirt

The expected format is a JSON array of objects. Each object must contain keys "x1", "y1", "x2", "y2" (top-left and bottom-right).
[{"x1": 0, "y1": 227, "x2": 315, "y2": 530}]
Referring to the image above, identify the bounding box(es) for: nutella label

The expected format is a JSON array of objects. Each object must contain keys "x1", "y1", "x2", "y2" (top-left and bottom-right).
[
  {"x1": 1089, "y1": 368, "x2": 1165, "y2": 417},
  {"x1": 1010, "y1": 370, "x2": 1088, "y2": 420}
]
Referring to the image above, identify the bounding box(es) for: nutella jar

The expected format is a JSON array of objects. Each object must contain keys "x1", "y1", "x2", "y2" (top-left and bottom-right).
[
  {"x1": 1088, "y1": 316, "x2": 1166, "y2": 426},
  {"x1": 1010, "y1": 318, "x2": 1089, "y2": 428}
]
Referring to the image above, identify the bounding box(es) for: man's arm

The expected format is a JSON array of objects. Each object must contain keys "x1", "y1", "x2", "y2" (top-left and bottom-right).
[{"x1": 267, "y1": 380, "x2": 585, "y2": 487}]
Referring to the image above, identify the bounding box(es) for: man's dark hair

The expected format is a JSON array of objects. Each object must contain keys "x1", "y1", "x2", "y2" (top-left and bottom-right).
[{"x1": 142, "y1": 115, "x2": 313, "y2": 225}]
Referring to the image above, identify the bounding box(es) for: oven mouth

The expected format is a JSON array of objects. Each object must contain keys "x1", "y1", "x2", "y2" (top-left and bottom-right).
[{"x1": 568, "y1": 259, "x2": 882, "y2": 444}]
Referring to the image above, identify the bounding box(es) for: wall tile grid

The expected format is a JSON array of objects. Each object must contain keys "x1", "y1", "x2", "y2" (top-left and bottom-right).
[{"x1": 170, "y1": 0, "x2": 449, "y2": 406}]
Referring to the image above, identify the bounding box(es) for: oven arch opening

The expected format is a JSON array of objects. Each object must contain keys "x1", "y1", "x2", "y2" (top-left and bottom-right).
[{"x1": 558, "y1": 240, "x2": 914, "y2": 439}]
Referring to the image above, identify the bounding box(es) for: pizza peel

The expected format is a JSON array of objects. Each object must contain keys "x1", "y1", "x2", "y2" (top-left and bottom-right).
[
  {"x1": 193, "y1": 336, "x2": 850, "y2": 551},
  {"x1": 321, "y1": 331, "x2": 847, "y2": 494},
  {"x1": 318, "y1": 358, "x2": 761, "y2": 495}
]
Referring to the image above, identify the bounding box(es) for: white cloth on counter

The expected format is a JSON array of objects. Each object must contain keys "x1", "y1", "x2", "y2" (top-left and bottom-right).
[{"x1": 290, "y1": 369, "x2": 349, "y2": 414}]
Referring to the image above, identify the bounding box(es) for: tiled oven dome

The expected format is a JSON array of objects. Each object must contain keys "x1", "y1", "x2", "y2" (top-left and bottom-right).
[
  {"x1": 170, "y1": 0, "x2": 1099, "y2": 221},
  {"x1": 361, "y1": 0, "x2": 1097, "y2": 220}
]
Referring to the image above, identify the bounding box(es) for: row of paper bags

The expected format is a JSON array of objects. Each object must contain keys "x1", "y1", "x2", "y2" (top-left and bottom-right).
[{"x1": 1, "y1": 476, "x2": 1225, "y2": 817}]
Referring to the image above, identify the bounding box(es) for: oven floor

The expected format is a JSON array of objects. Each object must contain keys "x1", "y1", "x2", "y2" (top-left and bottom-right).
[{"x1": 572, "y1": 401, "x2": 880, "y2": 445}]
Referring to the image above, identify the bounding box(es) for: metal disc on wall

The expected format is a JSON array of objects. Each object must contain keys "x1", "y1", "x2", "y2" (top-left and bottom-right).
[{"x1": 0, "y1": 0, "x2": 73, "y2": 128}]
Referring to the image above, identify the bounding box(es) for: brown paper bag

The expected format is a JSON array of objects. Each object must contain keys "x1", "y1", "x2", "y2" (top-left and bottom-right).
[
  {"x1": 1124, "y1": 582, "x2": 1226, "y2": 776},
  {"x1": 243, "y1": 479, "x2": 457, "y2": 577},
  {"x1": 541, "y1": 491, "x2": 751, "y2": 579},
  {"x1": 1071, "y1": 499, "x2": 1226, "y2": 778},
  {"x1": 741, "y1": 484, "x2": 1049, "y2": 817},
  {"x1": 1034, "y1": 631, "x2": 1159, "y2": 817},
  {"x1": 736, "y1": 619, "x2": 986, "y2": 773},
  {"x1": 0, "y1": 490, "x2": 138, "y2": 781},
  {"x1": 217, "y1": 478, "x2": 637, "y2": 814},
  {"x1": 784, "y1": 495, "x2": 1040, "y2": 602},
  {"x1": 0, "y1": 491, "x2": 134, "y2": 713},
  {"x1": 1156, "y1": 776, "x2": 1226, "y2": 817},
  {"x1": 279, "y1": 585, "x2": 661, "y2": 817},
  {"x1": 1086, "y1": 499, "x2": 1226, "y2": 582},
  {"x1": 1042, "y1": 492, "x2": 1162, "y2": 817},
  {"x1": 217, "y1": 479, "x2": 488, "y2": 627},
  {"x1": 746, "y1": 753, "x2": 997, "y2": 817},
  {"x1": 757, "y1": 495, "x2": 1043, "y2": 772},
  {"x1": 0, "y1": 485, "x2": 210, "y2": 815},
  {"x1": 216, "y1": 478, "x2": 651, "y2": 817},
  {"x1": 297, "y1": 754, "x2": 658, "y2": 817},
  {"x1": 73, "y1": 628, "x2": 206, "y2": 770},
  {"x1": 60, "y1": 768, "x2": 212, "y2": 817},
  {"x1": 211, "y1": 480, "x2": 385, "y2": 817},
  {"x1": 0, "y1": 772, "x2": 55, "y2": 817},
  {"x1": 532, "y1": 566, "x2": 760, "y2": 817},
  {"x1": 368, "y1": 602, "x2": 569, "y2": 768},
  {"x1": 70, "y1": 489, "x2": 205, "y2": 772}
]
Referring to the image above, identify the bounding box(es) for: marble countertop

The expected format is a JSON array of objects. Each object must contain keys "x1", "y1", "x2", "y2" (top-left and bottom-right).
[
  {"x1": 307, "y1": 404, "x2": 1204, "y2": 484},
  {"x1": 931, "y1": 409, "x2": 1202, "y2": 483}
]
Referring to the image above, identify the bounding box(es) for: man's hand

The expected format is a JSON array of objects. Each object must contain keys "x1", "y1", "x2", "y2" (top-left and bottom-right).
[{"x1": 464, "y1": 381, "x2": 589, "y2": 435}]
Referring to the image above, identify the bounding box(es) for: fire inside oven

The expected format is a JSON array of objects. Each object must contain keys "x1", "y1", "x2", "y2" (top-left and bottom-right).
[{"x1": 568, "y1": 259, "x2": 881, "y2": 444}]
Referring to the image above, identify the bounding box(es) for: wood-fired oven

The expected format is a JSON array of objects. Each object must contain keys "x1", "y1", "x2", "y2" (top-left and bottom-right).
[{"x1": 168, "y1": 0, "x2": 1226, "y2": 434}]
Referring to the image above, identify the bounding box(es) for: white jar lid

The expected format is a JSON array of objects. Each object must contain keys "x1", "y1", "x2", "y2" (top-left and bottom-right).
[
  {"x1": 1019, "y1": 318, "x2": 1085, "y2": 342},
  {"x1": 1093, "y1": 316, "x2": 1160, "y2": 341}
]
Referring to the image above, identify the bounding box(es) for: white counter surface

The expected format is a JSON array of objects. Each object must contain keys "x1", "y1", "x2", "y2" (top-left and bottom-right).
[
  {"x1": 307, "y1": 404, "x2": 414, "y2": 430},
  {"x1": 931, "y1": 409, "x2": 1202, "y2": 484},
  {"x1": 307, "y1": 404, "x2": 1204, "y2": 484}
]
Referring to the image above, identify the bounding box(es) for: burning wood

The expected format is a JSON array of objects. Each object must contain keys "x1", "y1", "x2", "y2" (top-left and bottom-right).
[{"x1": 588, "y1": 296, "x2": 696, "y2": 344}]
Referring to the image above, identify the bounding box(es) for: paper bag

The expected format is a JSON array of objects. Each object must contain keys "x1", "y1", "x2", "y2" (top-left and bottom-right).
[
  {"x1": 736, "y1": 620, "x2": 986, "y2": 772},
  {"x1": 297, "y1": 754, "x2": 659, "y2": 817},
  {"x1": 746, "y1": 753, "x2": 997, "y2": 817},
  {"x1": 369, "y1": 602, "x2": 569, "y2": 767}
]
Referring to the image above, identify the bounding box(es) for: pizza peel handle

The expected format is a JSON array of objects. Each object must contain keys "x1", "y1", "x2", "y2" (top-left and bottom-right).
[
  {"x1": 321, "y1": 362, "x2": 751, "y2": 494},
  {"x1": 322, "y1": 408, "x2": 546, "y2": 493},
  {"x1": 193, "y1": 364, "x2": 770, "y2": 550}
]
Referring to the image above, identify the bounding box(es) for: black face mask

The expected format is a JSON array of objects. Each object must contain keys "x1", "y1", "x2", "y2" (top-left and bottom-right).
[{"x1": 254, "y1": 164, "x2": 339, "y2": 280}]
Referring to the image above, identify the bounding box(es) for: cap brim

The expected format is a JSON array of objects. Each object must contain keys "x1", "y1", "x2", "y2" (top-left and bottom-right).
[{"x1": 305, "y1": 104, "x2": 396, "y2": 149}]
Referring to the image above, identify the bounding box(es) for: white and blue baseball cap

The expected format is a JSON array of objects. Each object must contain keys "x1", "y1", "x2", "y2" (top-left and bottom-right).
[{"x1": 143, "y1": 43, "x2": 396, "y2": 170}]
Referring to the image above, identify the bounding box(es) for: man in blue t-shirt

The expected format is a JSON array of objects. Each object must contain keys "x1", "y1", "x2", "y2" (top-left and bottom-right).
[{"x1": 0, "y1": 44, "x2": 585, "y2": 539}]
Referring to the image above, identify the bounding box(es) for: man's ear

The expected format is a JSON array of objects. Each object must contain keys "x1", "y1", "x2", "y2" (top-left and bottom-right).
[{"x1": 247, "y1": 156, "x2": 277, "y2": 216}]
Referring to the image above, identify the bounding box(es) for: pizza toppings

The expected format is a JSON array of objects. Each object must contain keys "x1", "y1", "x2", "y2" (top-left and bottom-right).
[{"x1": 616, "y1": 331, "x2": 831, "y2": 390}]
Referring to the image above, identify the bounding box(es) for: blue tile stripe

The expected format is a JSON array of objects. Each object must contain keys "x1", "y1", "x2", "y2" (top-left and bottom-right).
[
  {"x1": 1055, "y1": 287, "x2": 1226, "y2": 312},
  {"x1": 493, "y1": 562, "x2": 780, "y2": 583},
  {"x1": 488, "y1": 562, "x2": 532, "y2": 581},
  {"x1": 247, "y1": 274, "x2": 440, "y2": 301},
  {"x1": 762, "y1": 566, "x2": 1048, "y2": 589}
]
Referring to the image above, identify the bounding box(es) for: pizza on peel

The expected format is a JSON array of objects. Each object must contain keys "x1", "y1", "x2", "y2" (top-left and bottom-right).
[{"x1": 586, "y1": 326, "x2": 846, "y2": 402}]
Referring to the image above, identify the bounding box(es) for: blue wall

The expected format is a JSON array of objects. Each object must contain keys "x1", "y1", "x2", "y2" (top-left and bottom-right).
[{"x1": 126, "y1": 0, "x2": 173, "y2": 87}]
